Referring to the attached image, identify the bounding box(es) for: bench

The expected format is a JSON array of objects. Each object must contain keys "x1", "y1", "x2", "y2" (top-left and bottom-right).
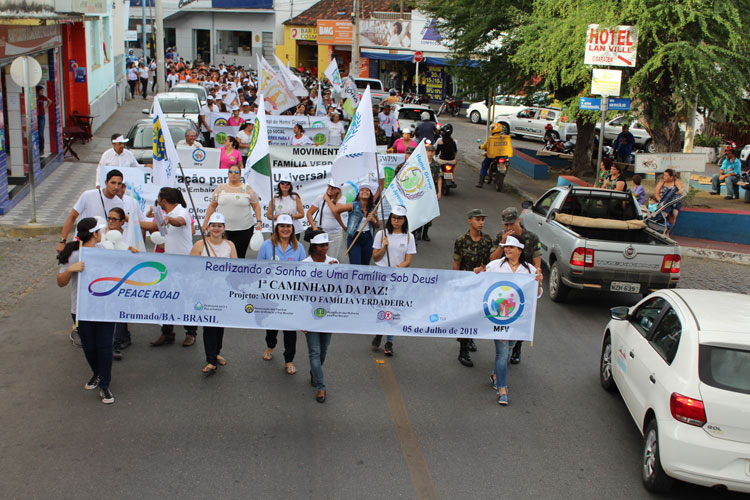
[{"x1": 508, "y1": 148, "x2": 549, "y2": 180}]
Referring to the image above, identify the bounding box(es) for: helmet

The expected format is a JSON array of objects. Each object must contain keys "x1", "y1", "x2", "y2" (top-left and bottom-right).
[
  {"x1": 420, "y1": 111, "x2": 430, "y2": 121},
  {"x1": 440, "y1": 123, "x2": 453, "y2": 136},
  {"x1": 544, "y1": 123, "x2": 553, "y2": 131},
  {"x1": 390, "y1": 89, "x2": 397, "y2": 96}
]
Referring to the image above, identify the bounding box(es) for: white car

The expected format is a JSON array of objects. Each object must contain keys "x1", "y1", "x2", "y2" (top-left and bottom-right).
[
  {"x1": 466, "y1": 95, "x2": 526, "y2": 124},
  {"x1": 169, "y1": 83, "x2": 208, "y2": 106},
  {"x1": 600, "y1": 289, "x2": 750, "y2": 494},
  {"x1": 740, "y1": 144, "x2": 749, "y2": 168}
]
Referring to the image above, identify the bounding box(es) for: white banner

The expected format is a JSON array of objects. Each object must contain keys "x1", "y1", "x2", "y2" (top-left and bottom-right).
[
  {"x1": 177, "y1": 146, "x2": 222, "y2": 169},
  {"x1": 634, "y1": 153, "x2": 707, "y2": 174},
  {"x1": 77, "y1": 248, "x2": 538, "y2": 341},
  {"x1": 267, "y1": 126, "x2": 329, "y2": 146},
  {"x1": 410, "y1": 11, "x2": 450, "y2": 53},
  {"x1": 384, "y1": 141, "x2": 439, "y2": 230}
]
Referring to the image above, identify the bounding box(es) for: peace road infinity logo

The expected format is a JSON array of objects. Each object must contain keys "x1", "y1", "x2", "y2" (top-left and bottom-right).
[
  {"x1": 482, "y1": 281, "x2": 525, "y2": 326},
  {"x1": 88, "y1": 262, "x2": 168, "y2": 296}
]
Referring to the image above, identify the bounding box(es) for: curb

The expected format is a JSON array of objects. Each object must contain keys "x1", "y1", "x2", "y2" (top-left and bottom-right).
[
  {"x1": 0, "y1": 224, "x2": 63, "y2": 238},
  {"x1": 463, "y1": 156, "x2": 541, "y2": 203}
]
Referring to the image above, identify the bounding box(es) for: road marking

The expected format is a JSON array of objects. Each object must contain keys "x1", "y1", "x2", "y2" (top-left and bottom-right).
[{"x1": 375, "y1": 357, "x2": 439, "y2": 500}]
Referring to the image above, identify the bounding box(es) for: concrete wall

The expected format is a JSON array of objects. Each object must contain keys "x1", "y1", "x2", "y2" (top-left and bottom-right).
[{"x1": 85, "y1": 15, "x2": 116, "y2": 132}]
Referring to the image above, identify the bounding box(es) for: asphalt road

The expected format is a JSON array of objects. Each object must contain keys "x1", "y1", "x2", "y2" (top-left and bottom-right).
[{"x1": 0, "y1": 122, "x2": 747, "y2": 499}]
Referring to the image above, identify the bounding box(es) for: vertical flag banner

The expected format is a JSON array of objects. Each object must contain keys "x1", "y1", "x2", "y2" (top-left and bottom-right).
[
  {"x1": 331, "y1": 86, "x2": 377, "y2": 186},
  {"x1": 341, "y1": 76, "x2": 360, "y2": 117},
  {"x1": 274, "y1": 54, "x2": 308, "y2": 97},
  {"x1": 152, "y1": 97, "x2": 179, "y2": 187},
  {"x1": 246, "y1": 94, "x2": 272, "y2": 204},
  {"x1": 264, "y1": 73, "x2": 298, "y2": 115},
  {"x1": 122, "y1": 197, "x2": 147, "y2": 252},
  {"x1": 257, "y1": 54, "x2": 277, "y2": 92},
  {"x1": 324, "y1": 59, "x2": 343, "y2": 91},
  {"x1": 314, "y1": 81, "x2": 327, "y2": 116},
  {"x1": 383, "y1": 140, "x2": 440, "y2": 230}
]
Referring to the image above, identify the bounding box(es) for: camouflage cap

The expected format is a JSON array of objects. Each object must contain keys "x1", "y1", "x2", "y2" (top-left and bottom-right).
[
  {"x1": 501, "y1": 207, "x2": 519, "y2": 224},
  {"x1": 467, "y1": 208, "x2": 488, "y2": 218}
]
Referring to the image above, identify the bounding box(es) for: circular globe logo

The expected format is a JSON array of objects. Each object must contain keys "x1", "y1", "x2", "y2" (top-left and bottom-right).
[
  {"x1": 398, "y1": 166, "x2": 425, "y2": 200},
  {"x1": 313, "y1": 133, "x2": 326, "y2": 145},
  {"x1": 192, "y1": 148, "x2": 206, "y2": 162},
  {"x1": 194, "y1": 302, "x2": 204, "y2": 311},
  {"x1": 245, "y1": 304, "x2": 254, "y2": 313},
  {"x1": 482, "y1": 281, "x2": 525, "y2": 325},
  {"x1": 313, "y1": 308, "x2": 327, "y2": 318}
]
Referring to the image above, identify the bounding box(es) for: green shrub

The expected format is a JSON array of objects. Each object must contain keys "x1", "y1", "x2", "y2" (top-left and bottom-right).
[{"x1": 693, "y1": 134, "x2": 722, "y2": 148}]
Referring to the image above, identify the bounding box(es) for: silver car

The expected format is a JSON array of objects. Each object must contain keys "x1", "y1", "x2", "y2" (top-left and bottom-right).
[
  {"x1": 169, "y1": 83, "x2": 208, "y2": 106},
  {"x1": 143, "y1": 93, "x2": 201, "y2": 127},
  {"x1": 126, "y1": 118, "x2": 199, "y2": 164},
  {"x1": 596, "y1": 116, "x2": 655, "y2": 153}
]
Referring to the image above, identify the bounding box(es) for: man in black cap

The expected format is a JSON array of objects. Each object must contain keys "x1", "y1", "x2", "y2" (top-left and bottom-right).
[
  {"x1": 489, "y1": 206, "x2": 542, "y2": 364},
  {"x1": 452, "y1": 208, "x2": 493, "y2": 366}
]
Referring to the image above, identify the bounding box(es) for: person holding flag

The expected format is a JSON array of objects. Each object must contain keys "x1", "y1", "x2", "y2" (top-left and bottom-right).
[
  {"x1": 152, "y1": 96, "x2": 181, "y2": 187},
  {"x1": 324, "y1": 59, "x2": 342, "y2": 92},
  {"x1": 330, "y1": 87, "x2": 379, "y2": 189}
]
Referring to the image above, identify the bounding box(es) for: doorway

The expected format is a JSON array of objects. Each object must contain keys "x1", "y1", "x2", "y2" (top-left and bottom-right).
[{"x1": 195, "y1": 29, "x2": 210, "y2": 64}]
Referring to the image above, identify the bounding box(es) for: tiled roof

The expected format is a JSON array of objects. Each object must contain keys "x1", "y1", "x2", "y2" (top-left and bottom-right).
[{"x1": 284, "y1": 0, "x2": 398, "y2": 26}]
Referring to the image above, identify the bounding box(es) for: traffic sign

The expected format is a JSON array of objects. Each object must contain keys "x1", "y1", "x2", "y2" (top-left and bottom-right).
[
  {"x1": 579, "y1": 97, "x2": 631, "y2": 111},
  {"x1": 413, "y1": 51, "x2": 423, "y2": 63},
  {"x1": 579, "y1": 97, "x2": 601, "y2": 110}
]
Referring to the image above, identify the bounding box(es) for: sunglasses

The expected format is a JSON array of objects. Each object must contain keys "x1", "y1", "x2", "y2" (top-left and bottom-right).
[
  {"x1": 107, "y1": 217, "x2": 122, "y2": 222},
  {"x1": 228, "y1": 170, "x2": 241, "y2": 174}
]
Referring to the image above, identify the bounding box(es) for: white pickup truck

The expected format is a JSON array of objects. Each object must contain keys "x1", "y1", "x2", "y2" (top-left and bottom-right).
[{"x1": 520, "y1": 186, "x2": 682, "y2": 302}]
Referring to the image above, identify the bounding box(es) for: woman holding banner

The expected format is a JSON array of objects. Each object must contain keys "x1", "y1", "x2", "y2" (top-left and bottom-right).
[
  {"x1": 291, "y1": 124, "x2": 314, "y2": 146},
  {"x1": 476, "y1": 236, "x2": 542, "y2": 405},
  {"x1": 204, "y1": 165, "x2": 262, "y2": 258},
  {"x1": 307, "y1": 179, "x2": 347, "y2": 262},
  {"x1": 371, "y1": 206, "x2": 416, "y2": 356},
  {"x1": 258, "y1": 214, "x2": 306, "y2": 375},
  {"x1": 57, "y1": 217, "x2": 116, "y2": 404},
  {"x1": 191, "y1": 213, "x2": 237, "y2": 375},
  {"x1": 302, "y1": 231, "x2": 338, "y2": 403},
  {"x1": 341, "y1": 183, "x2": 380, "y2": 266},
  {"x1": 267, "y1": 176, "x2": 305, "y2": 239},
  {"x1": 236, "y1": 122, "x2": 253, "y2": 165}
]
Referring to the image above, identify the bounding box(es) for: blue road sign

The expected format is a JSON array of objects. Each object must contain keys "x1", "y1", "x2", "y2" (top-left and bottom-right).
[
  {"x1": 607, "y1": 98, "x2": 631, "y2": 111},
  {"x1": 580, "y1": 97, "x2": 601, "y2": 110}
]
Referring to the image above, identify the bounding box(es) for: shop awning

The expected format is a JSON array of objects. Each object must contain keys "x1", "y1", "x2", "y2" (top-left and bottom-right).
[{"x1": 361, "y1": 51, "x2": 478, "y2": 67}]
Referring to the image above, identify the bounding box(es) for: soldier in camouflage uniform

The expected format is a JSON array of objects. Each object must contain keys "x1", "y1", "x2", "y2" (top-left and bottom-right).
[
  {"x1": 452, "y1": 208, "x2": 494, "y2": 367},
  {"x1": 373, "y1": 117, "x2": 388, "y2": 146},
  {"x1": 489, "y1": 206, "x2": 543, "y2": 364}
]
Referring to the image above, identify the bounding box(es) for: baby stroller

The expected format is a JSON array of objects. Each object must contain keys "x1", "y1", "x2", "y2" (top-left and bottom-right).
[{"x1": 644, "y1": 186, "x2": 685, "y2": 234}]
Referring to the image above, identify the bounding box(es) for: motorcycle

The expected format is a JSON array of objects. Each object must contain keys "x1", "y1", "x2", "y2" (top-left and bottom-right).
[
  {"x1": 543, "y1": 135, "x2": 575, "y2": 155},
  {"x1": 441, "y1": 162, "x2": 457, "y2": 196},
  {"x1": 485, "y1": 156, "x2": 510, "y2": 192},
  {"x1": 437, "y1": 96, "x2": 463, "y2": 117}
]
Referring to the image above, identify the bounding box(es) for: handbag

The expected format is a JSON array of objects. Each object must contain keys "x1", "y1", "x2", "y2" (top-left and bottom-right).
[{"x1": 303, "y1": 201, "x2": 324, "y2": 242}]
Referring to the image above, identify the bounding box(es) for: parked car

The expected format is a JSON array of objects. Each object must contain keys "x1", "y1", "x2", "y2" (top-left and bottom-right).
[
  {"x1": 354, "y1": 78, "x2": 387, "y2": 106},
  {"x1": 169, "y1": 83, "x2": 208, "y2": 106},
  {"x1": 125, "y1": 118, "x2": 199, "y2": 164},
  {"x1": 519, "y1": 186, "x2": 681, "y2": 302},
  {"x1": 600, "y1": 289, "x2": 750, "y2": 494},
  {"x1": 596, "y1": 115, "x2": 656, "y2": 153},
  {"x1": 392, "y1": 104, "x2": 438, "y2": 136},
  {"x1": 493, "y1": 107, "x2": 575, "y2": 142},
  {"x1": 740, "y1": 144, "x2": 750, "y2": 168},
  {"x1": 143, "y1": 93, "x2": 201, "y2": 127},
  {"x1": 466, "y1": 95, "x2": 526, "y2": 124}
]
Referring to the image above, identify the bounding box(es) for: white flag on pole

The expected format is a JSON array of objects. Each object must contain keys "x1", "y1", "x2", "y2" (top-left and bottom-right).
[
  {"x1": 256, "y1": 54, "x2": 276, "y2": 92},
  {"x1": 324, "y1": 59, "x2": 343, "y2": 91},
  {"x1": 383, "y1": 140, "x2": 440, "y2": 230},
  {"x1": 152, "y1": 96, "x2": 180, "y2": 187},
  {"x1": 274, "y1": 54, "x2": 308, "y2": 97},
  {"x1": 245, "y1": 94, "x2": 273, "y2": 204},
  {"x1": 330, "y1": 86, "x2": 377, "y2": 186}
]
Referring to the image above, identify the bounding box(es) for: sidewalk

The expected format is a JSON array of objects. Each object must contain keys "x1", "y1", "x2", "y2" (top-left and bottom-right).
[
  {"x1": 0, "y1": 96, "x2": 153, "y2": 236},
  {"x1": 462, "y1": 151, "x2": 750, "y2": 265}
]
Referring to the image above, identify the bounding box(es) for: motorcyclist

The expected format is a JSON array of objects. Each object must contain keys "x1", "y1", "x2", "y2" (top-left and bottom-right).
[
  {"x1": 435, "y1": 123, "x2": 458, "y2": 188},
  {"x1": 415, "y1": 111, "x2": 437, "y2": 144},
  {"x1": 543, "y1": 123, "x2": 556, "y2": 145},
  {"x1": 477, "y1": 121, "x2": 504, "y2": 188}
]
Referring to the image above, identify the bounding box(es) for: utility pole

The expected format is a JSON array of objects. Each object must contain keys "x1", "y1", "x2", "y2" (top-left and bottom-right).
[
  {"x1": 155, "y1": 0, "x2": 166, "y2": 93},
  {"x1": 141, "y1": 0, "x2": 147, "y2": 60},
  {"x1": 350, "y1": 0, "x2": 360, "y2": 77},
  {"x1": 596, "y1": 96, "x2": 608, "y2": 170}
]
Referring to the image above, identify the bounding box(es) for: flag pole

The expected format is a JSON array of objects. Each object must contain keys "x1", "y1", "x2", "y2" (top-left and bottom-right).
[
  {"x1": 177, "y1": 161, "x2": 212, "y2": 257},
  {"x1": 269, "y1": 165, "x2": 276, "y2": 261},
  {"x1": 344, "y1": 194, "x2": 385, "y2": 257},
  {"x1": 375, "y1": 156, "x2": 391, "y2": 266}
]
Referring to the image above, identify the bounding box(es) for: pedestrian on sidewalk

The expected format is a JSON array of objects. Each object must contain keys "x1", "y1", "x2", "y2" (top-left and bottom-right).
[
  {"x1": 143, "y1": 188, "x2": 199, "y2": 347},
  {"x1": 190, "y1": 213, "x2": 237, "y2": 375},
  {"x1": 57, "y1": 217, "x2": 116, "y2": 404},
  {"x1": 258, "y1": 214, "x2": 306, "y2": 375},
  {"x1": 149, "y1": 58, "x2": 157, "y2": 93},
  {"x1": 139, "y1": 61, "x2": 149, "y2": 99},
  {"x1": 303, "y1": 231, "x2": 338, "y2": 403},
  {"x1": 96, "y1": 134, "x2": 152, "y2": 187},
  {"x1": 452, "y1": 208, "x2": 493, "y2": 366},
  {"x1": 371, "y1": 205, "x2": 416, "y2": 356},
  {"x1": 127, "y1": 62, "x2": 138, "y2": 99},
  {"x1": 36, "y1": 85, "x2": 50, "y2": 155},
  {"x1": 476, "y1": 235, "x2": 543, "y2": 405},
  {"x1": 488, "y1": 207, "x2": 542, "y2": 365}
]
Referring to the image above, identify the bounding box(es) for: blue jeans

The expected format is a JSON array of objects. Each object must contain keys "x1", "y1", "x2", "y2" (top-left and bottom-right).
[
  {"x1": 306, "y1": 332, "x2": 332, "y2": 391},
  {"x1": 492, "y1": 340, "x2": 515, "y2": 392},
  {"x1": 37, "y1": 114, "x2": 45, "y2": 154},
  {"x1": 347, "y1": 230, "x2": 373, "y2": 265},
  {"x1": 480, "y1": 157, "x2": 491, "y2": 176},
  {"x1": 77, "y1": 320, "x2": 115, "y2": 390},
  {"x1": 113, "y1": 323, "x2": 131, "y2": 350},
  {"x1": 712, "y1": 173, "x2": 738, "y2": 198}
]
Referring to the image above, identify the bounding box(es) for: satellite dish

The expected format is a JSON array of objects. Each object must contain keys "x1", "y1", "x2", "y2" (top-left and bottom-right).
[{"x1": 10, "y1": 56, "x2": 43, "y2": 88}]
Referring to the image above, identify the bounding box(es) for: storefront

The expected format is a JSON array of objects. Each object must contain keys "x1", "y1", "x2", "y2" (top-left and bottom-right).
[
  {"x1": 276, "y1": 25, "x2": 317, "y2": 73},
  {"x1": 0, "y1": 24, "x2": 65, "y2": 214}
]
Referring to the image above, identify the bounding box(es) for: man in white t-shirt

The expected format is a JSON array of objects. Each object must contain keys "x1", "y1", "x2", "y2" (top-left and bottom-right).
[
  {"x1": 96, "y1": 134, "x2": 151, "y2": 187},
  {"x1": 57, "y1": 169, "x2": 125, "y2": 254},
  {"x1": 200, "y1": 97, "x2": 215, "y2": 147},
  {"x1": 239, "y1": 101, "x2": 255, "y2": 123},
  {"x1": 378, "y1": 105, "x2": 398, "y2": 148},
  {"x1": 176, "y1": 129, "x2": 202, "y2": 148}
]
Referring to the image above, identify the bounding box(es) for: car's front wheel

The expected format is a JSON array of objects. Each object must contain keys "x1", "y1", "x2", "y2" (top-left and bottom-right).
[
  {"x1": 470, "y1": 110, "x2": 481, "y2": 124},
  {"x1": 642, "y1": 420, "x2": 675, "y2": 493},
  {"x1": 645, "y1": 140, "x2": 655, "y2": 154},
  {"x1": 600, "y1": 335, "x2": 617, "y2": 392}
]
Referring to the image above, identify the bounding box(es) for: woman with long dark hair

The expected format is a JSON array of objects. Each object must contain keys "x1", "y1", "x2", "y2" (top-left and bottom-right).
[
  {"x1": 370, "y1": 206, "x2": 415, "y2": 355},
  {"x1": 477, "y1": 236, "x2": 542, "y2": 405},
  {"x1": 307, "y1": 179, "x2": 347, "y2": 262},
  {"x1": 220, "y1": 136, "x2": 242, "y2": 170},
  {"x1": 341, "y1": 182, "x2": 380, "y2": 265},
  {"x1": 257, "y1": 214, "x2": 306, "y2": 374},
  {"x1": 57, "y1": 217, "x2": 117, "y2": 404},
  {"x1": 267, "y1": 175, "x2": 304, "y2": 238}
]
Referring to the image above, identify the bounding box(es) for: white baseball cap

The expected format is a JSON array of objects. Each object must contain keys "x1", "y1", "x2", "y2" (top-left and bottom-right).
[
  {"x1": 112, "y1": 135, "x2": 129, "y2": 143},
  {"x1": 359, "y1": 182, "x2": 377, "y2": 194},
  {"x1": 310, "y1": 232, "x2": 330, "y2": 245},
  {"x1": 276, "y1": 214, "x2": 293, "y2": 225},
  {"x1": 402, "y1": 128, "x2": 412, "y2": 135},
  {"x1": 231, "y1": 106, "x2": 240, "y2": 111},
  {"x1": 327, "y1": 179, "x2": 341, "y2": 188},
  {"x1": 208, "y1": 213, "x2": 226, "y2": 225},
  {"x1": 277, "y1": 174, "x2": 292, "y2": 185},
  {"x1": 391, "y1": 205, "x2": 407, "y2": 217},
  {"x1": 242, "y1": 101, "x2": 250, "y2": 106},
  {"x1": 501, "y1": 235, "x2": 525, "y2": 249}
]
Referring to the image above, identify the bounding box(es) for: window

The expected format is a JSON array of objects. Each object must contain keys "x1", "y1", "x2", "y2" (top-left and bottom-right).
[
  {"x1": 518, "y1": 109, "x2": 536, "y2": 119},
  {"x1": 699, "y1": 346, "x2": 750, "y2": 394},
  {"x1": 533, "y1": 190, "x2": 560, "y2": 216},
  {"x1": 102, "y1": 17, "x2": 112, "y2": 63},
  {"x1": 217, "y1": 30, "x2": 252, "y2": 56},
  {"x1": 631, "y1": 297, "x2": 668, "y2": 338},
  {"x1": 398, "y1": 108, "x2": 434, "y2": 122},
  {"x1": 650, "y1": 308, "x2": 681, "y2": 364},
  {"x1": 262, "y1": 32, "x2": 273, "y2": 59},
  {"x1": 559, "y1": 192, "x2": 639, "y2": 220},
  {"x1": 89, "y1": 19, "x2": 102, "y2": 67}
]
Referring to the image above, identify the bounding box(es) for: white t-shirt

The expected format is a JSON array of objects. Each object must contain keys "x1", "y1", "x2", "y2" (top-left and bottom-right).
[
  {"x1": 200, "y1": 104, "x2": 211, "y2": 132},
  {"x1": 138, "y1": 67, "x2": 148, "y2": 80},
  {"x1": 96, "y1": 148, "x2": 141, "y2": 187},
  {"x1": 164, "y1": 205, "x2": 193, "y2": 255},
  {"x1": 167, "y1": 73, "x2": 178, "y2": 87},
  {"x1": 236, "y1": 130, "x2": 251, "y2": 156},
  {"x1": 176, "y1": 139, "x2": 202, "y2": 148},
  {"x1": 291, "y1": 134, "x2": 314, "y2": 146},
  {"x1": 303, "y1": 255, "x2": 338, "y2": 264},
  {"x1": 127, "y1": 68, "x2": 138, "y2": 81},
  {"x1": 73, "y1": 189, "x2": 125, "y2": 221},
  {"x1": 327, "y1": 121, "x2": 346, "y2": 146},
  {"x1": 272, "y1": 195, "x2": 303, "y2": 234},
  {"x1": 373, "y1": 230, "x2": 416, "y2": 267},
  {"x1": 311, "y1": 195, "x2": 345, "y2": 234},
  {"x1": 239, "y1": 111, "x2": 256, "y2": 123},
  {"x1": 485, "y1": 258, "x2": 535, "y2": 274}
]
